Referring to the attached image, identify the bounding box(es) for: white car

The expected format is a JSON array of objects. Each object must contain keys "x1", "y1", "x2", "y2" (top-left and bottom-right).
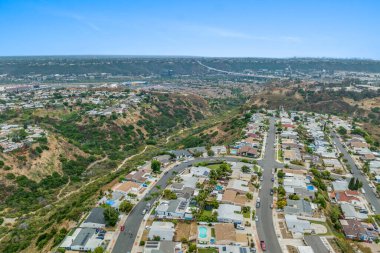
[{"x1": 255, "y1": 216, "x2": 259, "y2": 222}]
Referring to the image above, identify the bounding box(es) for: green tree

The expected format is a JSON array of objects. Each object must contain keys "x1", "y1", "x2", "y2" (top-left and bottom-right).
[
  {"x1": 104, "y1": 206, "x2": 119, "y2": 227},
  {"x1": 119, "y1": 200, "x2": 134, "y2": 213},
  {"x1": 348, "y1": 177, "x2": 355, "y2": 190},
  {"x1": 337, "y1": 126, "x2": 347, "y2": 135},
  {"x1": 277, "y1": 199, "x2": 287, "y2": 209},
  {"x1": 189, "y1": 243, "x2": 197, "y2": 253},
  {"x1": 162, "y1": 189, "x2": 177, "y2": 200},
  {"x1": 93, "y1": 247, "x2": 104, "y2": 253},
  {"x1": 151, "y1": 160, "x2": 161, "y2": 173},
  {"x1": 277, "y1": 169, "x2": 285, "y2": 178},
  {"x1": 246, "y1": 192, "x2": 253, "y2": 200},
  {"x1": 354, "y1": 178, "x2": 362, "y2": 190},
  {"x1": 241, "y1": 165, "x2": 251, "y2": 173}
]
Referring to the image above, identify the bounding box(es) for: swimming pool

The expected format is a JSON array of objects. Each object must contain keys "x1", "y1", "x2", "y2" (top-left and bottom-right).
[
  {"x1": 215, "y1": 185, "x2": 223, "y2": 191},
  {"x1": 198, "y1": 226, "x2": 208, "y2": 239},
  {"x1": 307, "y1": 185, "x2": 315, "y2": 191}
]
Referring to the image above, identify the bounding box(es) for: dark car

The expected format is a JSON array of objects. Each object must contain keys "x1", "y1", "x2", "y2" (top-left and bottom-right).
[
  {"x1": 270, "y1": 189, "x2": 274, "y2": 195},
  {"x1": 271, "y1": 177, "x2": 275, "y2": 182}
]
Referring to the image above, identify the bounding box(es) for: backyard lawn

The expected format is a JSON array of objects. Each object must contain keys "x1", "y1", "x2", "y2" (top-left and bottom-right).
[
  {"x1": 207, "y1": 164, "x2": 220, "y2": 170},
  {"x1": 198, "y1": 248, "x2": 219, "y2": 253}
]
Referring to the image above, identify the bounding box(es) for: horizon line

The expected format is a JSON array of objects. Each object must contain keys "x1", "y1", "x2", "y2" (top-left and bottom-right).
[{"x1": 0, "y1": 54, "x2": 379, "y2": 61}]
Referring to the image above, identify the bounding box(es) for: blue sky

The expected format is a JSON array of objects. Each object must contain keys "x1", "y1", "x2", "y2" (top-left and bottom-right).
[{"x1": 0, "y1": 0, "x2": 379, "y2": 58}]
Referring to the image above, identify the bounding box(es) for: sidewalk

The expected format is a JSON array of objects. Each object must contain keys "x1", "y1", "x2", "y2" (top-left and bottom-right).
[{"x1": 251, "y1": 185, "x2": 262, "y2": 252}]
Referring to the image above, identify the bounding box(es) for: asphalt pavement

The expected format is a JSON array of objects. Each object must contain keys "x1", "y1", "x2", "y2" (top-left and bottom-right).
[{"x1": 256, "y1": 117, "x2": 283, "y2": 253}]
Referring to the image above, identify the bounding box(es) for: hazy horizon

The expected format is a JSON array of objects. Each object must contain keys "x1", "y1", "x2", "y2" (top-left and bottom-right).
[{"x1": 1, "y1": 0, "x2": 380, "y2": 59}]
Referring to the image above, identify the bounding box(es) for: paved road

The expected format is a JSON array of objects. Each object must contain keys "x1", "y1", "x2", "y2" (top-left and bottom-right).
[
  {"x1": 331, "y1": 132, "x2": 380, "y2": 214},
  {"x1": 256, "y1": 117, "x2": 283, "y2": 253}
]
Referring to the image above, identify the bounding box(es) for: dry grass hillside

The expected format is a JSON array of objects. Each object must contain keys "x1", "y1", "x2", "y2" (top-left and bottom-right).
[{"x1": 0, "y1": 135, "x2": 86, "y2": 182}]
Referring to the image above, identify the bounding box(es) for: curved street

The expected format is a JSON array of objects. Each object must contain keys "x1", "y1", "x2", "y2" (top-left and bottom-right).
[{"x1": 112, "y1": 117, "x2": 285, "y2": 253}]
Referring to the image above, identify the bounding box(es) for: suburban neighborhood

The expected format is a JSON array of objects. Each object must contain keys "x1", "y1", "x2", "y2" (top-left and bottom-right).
[{"x1": 52, "y1": 110, "x2": 380, "y2": 253}]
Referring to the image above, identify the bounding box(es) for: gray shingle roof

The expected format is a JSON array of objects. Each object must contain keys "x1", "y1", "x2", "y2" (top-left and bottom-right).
[
  {"x1": 72, "y1": 228, "x2": 96, "y2": 246},
  {"x1": 84, "y1": 207, "x2": 106, "y2": 225}
]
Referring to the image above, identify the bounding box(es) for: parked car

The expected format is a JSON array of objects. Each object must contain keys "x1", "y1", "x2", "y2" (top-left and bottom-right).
[
  {"x1": 260, "y1": 241, "x2": 266, "y2": 251},
  {"x1": 142, "y1": 209, "x2": 147, "y2": 215},
  {"x1": 255, "y1": 216, "x2": 259, "y2": 222},
  {"x1": 270, "y1": 204, "x2": 274, "y2": 209},
  {"x1": 270, "y1": 189, "x2": 274, "y2": 195},
  {"x1": 120, "y1": 226, "x2": 125, "y2": 231},
  {"x1": 256, "y1": 202, "x2": 260, "y2": 208},
  {"x1": 236, "y1": 224, "x2": 245, "y2": 230},
  {"x1": 271, "y1": 177, "x2": 275, "y2": 182}
]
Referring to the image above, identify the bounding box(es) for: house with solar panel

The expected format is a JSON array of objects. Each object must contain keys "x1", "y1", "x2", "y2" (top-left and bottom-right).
[{"x1": 155, "y1": 197, "x2": 193, "y2": 220}]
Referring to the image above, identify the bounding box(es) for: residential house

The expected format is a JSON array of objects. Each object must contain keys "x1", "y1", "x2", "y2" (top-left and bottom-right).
[
  {"x1": 221, "y1": 189, "x2": 248, "y2": 207},
  {"x1": 169, "y1": 149, "x2": 192, "y2": 160},
  {"x1": 153, "y1": 155, "x2": 172, "y2": 167},
  {"x1": 237, "y1": 146, "x2": 259, "y2": 158},
  {"x1": 81, "y1": 207, "x2": 106, "y2": 228},
  {"x1": 190, "y1": 166, "x2": 210, "y2": 178},
  {"x1": 340, "y1": 219, "x2": 378, "y2": 242},
  {"x1": 330, "y1": 191, "x2": 361, "y2": 206},
  {"x1": 143, "y1": 241, "x2": 181, "y2": 253},
  {"x1": 340, "y1": 203, "x2": 368, "y2": 220},
  {"x1": 211, "y1": 146, "x2": 227, "y2": 156},
  {"x1": 59, "y1": 227, "x2": 104, "y2": 252},
  {"x1": 155, "y1": 198, "x2": 193, "y2": 220},
  {"x1": 216, "y1": 245, "x2": 250, "y2": 253},
  {"x1": 331, "y1": 181, "x2": 349, "y2": 192},
  {"x1": 285, "y1": 215, "x2": 313, "y2": 238},
  {"x1": 114, "y1": 181, "x2": 142, "y2": 196},
  {"x1": 217, "y1": 204, "x2": 244, "y2": 224},
  {"x1": 284, "y1": 199, "x2": 316, "y2": 217},
  {"x1": 283, "y1": 149, "x2": 301, "y2": 162},
  {"x1": 147, "y1": 222, "x2": 175, "y2": 241},
  {"x1": 226, "y1": 179, "x2": 249, "y2": 194},
  {"x1": 187, "y1": 147, "x2": 207, "y2": 157},
  {"x1": 125, "y1": 168, "x2": 152, "y2": 183},
  {"x1": 214, "y1": 223, "x2": 236, "y2": 245}
]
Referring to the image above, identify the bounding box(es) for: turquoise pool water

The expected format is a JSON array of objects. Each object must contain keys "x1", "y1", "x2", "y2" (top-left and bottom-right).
[
  {"x1": 307, "y1": 185, "x2": 315, "y2": 191},
  {"x1": 215, "y1": 185, "x2": 223, "y2": 191},
  {"x1": 106, "y1": 200, "x2": 115, "y2": 206},
  {"x1": 198, "y1": 226, "x2": 207, "y2": 238}
]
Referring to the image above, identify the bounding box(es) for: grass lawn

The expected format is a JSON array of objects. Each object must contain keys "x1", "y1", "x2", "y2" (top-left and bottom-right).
[
  {"x1": 310, "y1": 220, "x2": 334, "y2": 236},
  {"x1": 201, "y1": 210, "x2": 212, "y2": 216},
  {"x1": 207, "y1": 164, "x2": 220, "y2": 170},
  {"x1": 243, "y1": 211, "x2": 250, "y2": 218},
  {"x1": 198, "y1": 248, "x2": 218, "y2": 253},
  {"x1": 277, "y1": 149, "x2": 284, "y2": 162}
]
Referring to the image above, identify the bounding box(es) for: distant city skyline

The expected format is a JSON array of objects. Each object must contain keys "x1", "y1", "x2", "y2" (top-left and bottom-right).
[{"x1": 0, "y1": 0, "x2": 380, "y2": 59}]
